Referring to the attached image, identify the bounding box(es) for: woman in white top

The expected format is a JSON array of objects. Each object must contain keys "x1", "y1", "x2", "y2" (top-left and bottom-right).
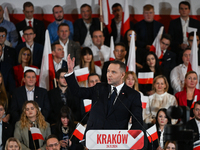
[
  {"x1": 144, "y1": 75, "x2": 177, "y2": 124},
  {"x1": 74, "y1": 47, "x2": 101, "y2": 87}
]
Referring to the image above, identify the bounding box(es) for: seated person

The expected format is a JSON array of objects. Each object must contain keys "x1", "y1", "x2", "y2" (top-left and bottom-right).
[
  {"x1": 5, "y1": 137, "x2": 22, "y2": 150},
  {"x1": 46, "y1": 135, "x2": 60, "y2": 150}
]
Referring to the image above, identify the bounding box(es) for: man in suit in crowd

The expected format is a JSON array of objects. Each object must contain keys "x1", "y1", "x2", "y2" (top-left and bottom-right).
[
  {"x1": 10, "y1": 69, "x2": 50, "y2": 125},
  {"x1": 48, "y1": 68, "x2": 80, "y2": 124},
  {"x1": 15, "y1": 26, "x2": 43, "y2": 68},
  {"x1": 65, "y1": 55, "x2": 142, "y2": 133},
  {"x1": 16, "y1": 2, "x2": 45, "y2": 45},
  {"x1": 134, "y1": 4, "x2": 164, "y2": 50},
  {"x1": 101, "y1": 42, "x2": 127, "y2": 83},
  {"x1": 168, "y1": 1, "x2": 200, "y2": 60},
  {"x1": 46, "y1": 135, "x2": 61, "y2": 150},
  {"x1": 56, "y1": 23, "x2": 80, "y2": 65},
  {"x1": 48, "y1": 5, "x2": 73, "y2": 44},
  {"x1": 110, "y1": 3, "x2": 134, "y2": 44}
]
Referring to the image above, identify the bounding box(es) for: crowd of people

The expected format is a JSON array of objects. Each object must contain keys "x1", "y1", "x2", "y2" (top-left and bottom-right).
[{"x1": 0, "y1": 0, "x2": 200, "y2": 149}]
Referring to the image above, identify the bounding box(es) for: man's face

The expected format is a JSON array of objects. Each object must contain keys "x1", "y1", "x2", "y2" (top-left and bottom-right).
[
  {"x1": 182, "y1": 50, "x2": 191, "y2": 66},
  {"x1": 53, "y1": 6, "x2": 64, "y2": 22},
  {"x1": 160, "y1": 38, "x2": 170, "y2": 51},
  {"x1": 113, "y1": 46, "x2": 127, "y2": 61},
  {"x1": 193, "y1": 104, "x2": 200, "y2": 121},
  {"x1": 81, "y1": 6, "x2": 92, "y2": 21},
  {"x1": 112, "y1": 6, "x2": 123, "y2": 20},
  {"x1": 92, "y1": 31, "x2": 104, "y2": 47},
  {"x1": 107, "y1": 63, "x2": 124, "y2": 86},
  {"x1": 179, "y1": 4, "x2": 190, "y2": 18},
  {"x1": 57, "y1": 72, "x2": 67, "y2": 87},
  {"x1": 143, "y1": 9, "x2": 154, "y2": 22},
  {"x1": 57, "y1": 26, "x2": 70, "y2": 41},
  {"x1": 0, "y1": 31, "x2": 6, "y2": 44},
  {"x1": 88, "y1": 75, "x2": 100, "y2": 87},
  {"x1": 23, "y1": 6, "x2": 34, "y2": 20},
  {"x1": 46, "y1": 138, "x2": 60, "y2": 150},
  {"x1": 23, "y1": 72, "x2": 36, "y2": 87},
  {"x1": 0, "y1": 6, "x2": 4, "y2": 20},
  {"x1": 23, "y1": 29, "x2": 35, "y2": 43},
  {"x1": 52, "y1": 44, "x2": 64, "y2": 59},
  {"x1": 188, "y1": 35, "x2": 200, "y2": 48}
]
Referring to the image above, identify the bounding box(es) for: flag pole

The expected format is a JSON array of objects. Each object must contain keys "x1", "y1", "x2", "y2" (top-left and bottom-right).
[
  {"x1": 32, "y1": 138, "x2": 37, "y2": 150},
  {"x1": 99, "y1": 0, "x2": 103, "y2": 31}
]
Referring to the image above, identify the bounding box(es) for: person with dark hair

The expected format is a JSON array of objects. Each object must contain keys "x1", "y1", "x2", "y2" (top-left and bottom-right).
[
  {"x1": 73, "y1": 3, "x2": 109, "y2": 47},
  {"x1": 15, "y1": 26, "x2": 43, "y2": 68},
  {"x1": 48, "y1": 68, "x2": 80, "y2": 124},
  {"x1": 88, "y1": 73, "x2": 101, "y2": 87},
  {"x1": 56, "y1": 23, "x2": 81, "y2": 65},
  {"x1": 51, "y1": 106, "x2": 84, "y2": 150},
  {"x1": 48, "y1": 5, "x2": 73, "y2": 44},
  {"x1": 46, "y1": 135, "x2": 60, "y2": 150},
  {"x1": 168, "y1": 1, "x2": 200, "y2": 60},
  {"x1": 0, "y1": 5, "x2": 18, "y2": 47},
  {"x1": 16, "y1": 1, "x2": 45, "y2": 45}
]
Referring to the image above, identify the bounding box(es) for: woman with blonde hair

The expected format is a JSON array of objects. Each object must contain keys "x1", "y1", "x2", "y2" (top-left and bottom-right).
[
  {"x1": 5, "y1": 137, "x2": 22, "y2": 150},
  {"x1": 14, "y1": 101, "x2": 51, "y2": 150},
  {"x1": 124, "y1": 71, "x2": 139, "y2": 91}
]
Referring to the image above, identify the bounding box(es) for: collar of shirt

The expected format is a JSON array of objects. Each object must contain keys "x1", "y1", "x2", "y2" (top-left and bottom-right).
[
  {"x1": 0, "y1": 46, "x2": 4, "y2": 62},
  {"x1": 181, "y1": 63, "x2": 187, "y2": 69},
  {"x1": 195, "y1": 118, "x2": 200, "y2": 126},
  {"x1": 56, "y1": 19, "x2": 65, "y2": 25},
  {"x1": 53, "y1": 60, "x2": 62, "y2": 66},
  {"x1": 59, "y1": 39, "x2": 69, "y2": 47},
  {"x1": 180, "y1": 17, "x2": 189, "y2": 24},
  {"x1": 25, "y1": 18, "x2": 34, "y2": 26},
  {"x1": 83, "y1": 20, "x2": 91, "y2": 29},
  {"x1": 111, "y1": 83, "x2": 124, "y2": 95},
  {"x1": 26, "y1": 42, "x2": 34, "y2": 51},
  {"x1": 162, "y1": 49, "x2": 166, "y2": 55},
  {"x1": 0, "y1": 19, "x2": 5, "y2": 25},
  {"x1": 25, "y1": 86, "x2": 35, "y2": 92}
]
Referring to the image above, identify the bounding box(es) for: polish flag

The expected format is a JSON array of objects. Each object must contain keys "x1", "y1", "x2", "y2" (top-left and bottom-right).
[
  {"x1": 187, "y1": 27, "x2": 197, "y2": 37},
  {"x1": 109, "y1": 36, "x2": 115, "y2": 61},
  {"x1": 74, "y1": 67, "x2": 89, "y2": 82},
  {"x1": 141, "y1": 95, "x2": 148, "y2": 109},
  {"x1": 138, "y1": 72, "x2": 154, "y2": 84},
  {"x1": 193, "y1": 140, "x2": 200, "y2": 150},
  {"x1": 191, "y1": 95, "x2": 197, "y2": 109},
  {"x1": 121, "y1": 0, "x2": 130, "y2": 36},
  {"x1": 3, "y1": 7, "x2": 10, "y2": 21},
  {"x1": 39, "y1": 30, "x2": 55, "y2": 90},
  {"x1": 83, "y1": 99, "x2": 92, "y2": 112},
  {"x1": 30, "y1": 127, "x2": 44, "y2": 140},
  {"x1": 73, "y1": 123, "x2": 86, "y2": 140},
  {"x1": 146, "y1": 124, "x2": 158, "y2": 143},
  {"x1": 24, "y1": 66, "x2": 40, "y2": 87},
  {"x1": 93, "y1": 55, "x2": 101, "y2": 67},
  {"x1": 102, "y1": 0, "x2": 112, "y2": 34},
  {"x1": 127, "y1": 31, "x2": 136, "y2": 72}
]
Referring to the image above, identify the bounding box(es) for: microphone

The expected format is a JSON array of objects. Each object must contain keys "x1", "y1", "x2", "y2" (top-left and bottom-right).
[{"x1": 117, "y1": 94, "x2": 154, "y2": 150}]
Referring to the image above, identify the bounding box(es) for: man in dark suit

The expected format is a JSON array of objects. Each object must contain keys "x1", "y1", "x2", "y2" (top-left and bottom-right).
[
  {"x1": 168, "y1": 1, "x2": 200, "y2": 59},
  {"x1": 65, "y1": 55, "x2": 142, "y2": 133},
  {"x1": 16, "y1": 2, "x2": 45, "y2": 45},
  {"x1": 10, "y1": 69, "x2": 50, "y2": 125},
  {"x1": 15, "y1": 26, "x2": 43, "y2": 68},
  {"x1": 48, "y1": 68, "x2": 80, "y2": 124},
  {"x1": 56, "y1": 23, "x2": 80, "y2": 65},
  {"x1": 135, "y1": 4, "x2": 164, "y2": 50}
]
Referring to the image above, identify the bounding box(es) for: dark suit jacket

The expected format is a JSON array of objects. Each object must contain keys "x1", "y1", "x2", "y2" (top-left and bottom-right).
[
  {"x1": 65, "y1": 73, "x2": 143, "y2": 132},
  {"x1": 15, "y1": 42, "x2": 44, "y2": 68},
  {"x1": 134, "y1": 20, "x2": 164, "y2": 48},
  {"x1": 186, "y1": 118, "x2": 199, "y2": 142},
  {"x1": 16, "y1": 18, "x2": 45, "y2": 45},
  {"x1": 10, "y1": 86, "x2": 50, "y2": 125},
  {"x1": 3, "y1": 46, "x2": 16, "y2": 66},
  {"x1": 2, "y1": 122, "x2": 13, "y2": 149}
]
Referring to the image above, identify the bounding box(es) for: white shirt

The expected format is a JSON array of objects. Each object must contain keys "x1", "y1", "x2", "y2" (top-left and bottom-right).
[
  {"x1": 180, "y1": 17, "x2": 189, "y2": 44},
  {"x1": 0, "y1": 46, "x2": 5, "y2": 61},
  {"x1": 25, "y1": 18, "x2": 34, "y2": 27},
  {"x1": 59, "y1": 39, "x2": 69, "y2": 60},
  {"x1": 159, "y1": 128, "x2": 164, "y2": 148},
  {"x1": 195, "y1": 118, "x2": 200, "y2": 136},
  {"x1": 25, "y1": 87, "x2": 35, "y2": 101},
  {"x1": 82, "y1": 21, "x2": 93, "y2": 47},
  {"x1": 26, "y1": 42, "x2": 34, "y2": 58},
  {"x1": 111, "y1": 83, "x2": 124, "y2": 105},
  {"x1": 115, "y1": 21, "x2": 122, "y2": 43},
  {"x1": 53, "y1": 60, "x2": 62, "y2": 72}
]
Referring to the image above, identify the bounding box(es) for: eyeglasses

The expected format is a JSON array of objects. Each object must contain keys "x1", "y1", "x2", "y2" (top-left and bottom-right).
[
  {"x1": 47, "y1": 142, "x2": 59, "y2": 148},
  {"x1": 24, "y1": 33, "x2": 34, "y2": 36},
  {"x1": 22, "y1": 53, "x2": 31, "y2": 57},
  {"x1": 0, "y1": 35, "x2": 6, "y2": 38}
]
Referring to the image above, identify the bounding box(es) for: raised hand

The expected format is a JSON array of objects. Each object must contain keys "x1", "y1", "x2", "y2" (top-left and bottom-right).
[{"x1": 67, "y1": 54, "x2": 75, "y2": 73}]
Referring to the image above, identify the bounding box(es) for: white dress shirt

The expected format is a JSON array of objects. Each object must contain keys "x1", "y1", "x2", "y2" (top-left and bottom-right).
[
  {"x1": 195, "y1": 118, "x2": 200, "y2": 136},
  {"x1": 180, "y1": 17, "x2": 189, "y2": 44},
  {"x1": 25, "y1": 87, "x2": 35, "y2": 101},
  {"x1": 82, "y1": 21, "x2": 93, "y2": 47},
  {"x1": 59, "y1": 39, "x2": 69, "y2": 60},
  {"x1": 115, "y1": 21, "x2": 122, "y2": 43},
  {"x1": 25, "y1": 18, "x2": 34, "y2": 27},
  {"x1": 53, "y1": 60, "x2": 62, "y2": 72}
]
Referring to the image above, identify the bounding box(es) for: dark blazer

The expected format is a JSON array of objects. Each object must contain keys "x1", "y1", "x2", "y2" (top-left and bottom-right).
[
  {"x1": 186, "y1": 118, "x2": 199, "y2": 142},
  {"x1": 2, "y1": 122, "x2": 13, "y2": 149},
  {"x1": 134, "y1": 20, "x2": 164, "y2": 48},
  {"x1": 65, "y1": 73, "x2": 143, "y2": 133},
  {"x1": 10, "y1": 86, "x2": 50, "y2": 124},
  {"x1": 15, "y1": 42, "x2": 43, "y2": 68},
  {"x1": 16, "y1": 18, "x2": 45, "y2": 45},
  {"x1": 3, "y1": 45, "x2": 16, "y2": 66}
]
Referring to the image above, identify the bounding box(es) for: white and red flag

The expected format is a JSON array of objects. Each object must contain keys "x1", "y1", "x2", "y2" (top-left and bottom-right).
[
  {"x1": 102, "y1": 0, "x2": 112, "y2": 34},
  {"x1": 93, "y1": 55, "x2": 101, "y2": 67},
  {"x1": 109, "y1": 36, "x2": 115, "y2": 61},
  {"x1": 39, "y1": 30, "x2": 55, "y2": 90},
  {"x1": 127, "y1": 31, "x2": 136, "y2": 72},
  {"x1": 138, "y1": 72, "x2": 154, "y2": 84},
  {"x1": 3, "y1": 6, "x2": 10, "y2": 21},
  {"x1": 191, "y1": 95, "x2": 197, "y2": 109},
  {"x1": 73, "y1": 123, "x2": 86, "y2": 141},
  {"x1": 187, "y1": 27, "x2": 197, "y2": 37},
  {"x1": 193, "y1": 140, "x2": 200, "y2": 150},
  {"x1": 74, "y1": 67, "x2": 89, "y2": 82},
  {"x1": 146, "y1": 124, "x2": 158, "y2": 143},
  {"x1": 121, "y1": 0, "x2": 130, "y2": 36},
  {"x1": 30, "y1": 127, "x2": 44, "y2": 140},
  {"x1": 141, "y1": 95, "x2": 148, "y2": 109},
  {"x1": 83, "y1": 99, "x2": 92, "y2": 112}
]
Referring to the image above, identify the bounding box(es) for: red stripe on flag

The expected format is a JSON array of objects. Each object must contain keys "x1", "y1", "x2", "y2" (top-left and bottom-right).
[
  {"x1": 138, "y1": 78, "x2": 153, "y2": 84},
  {"x1": 149, "y1": 45, "x2": 156, "y2": 53},
  {"x1": 187, "y1": 62, "x2": 192, "y2": 72},
  {"x1": 32, "y1": 133, "x2": 44, "y2": 140},
  {"x1": 121, "y1": 18, "x2": 130, "y2": 37},
  {"x1": 48, "y1": 54, "x2": 55, "y2": 90},
  {"x1": 142, "y1": 102, "x2": 147, "y2": 109},
  {"x1": 76, "y1": 74, "x2": 89, "y2": 82},
  {"x1": 73, "y1": 129, "x2": 84, "y2": 140},
  {"x1": 194, "y1": 145, "x2": 200, "y2": 150},
  {"x1": 106, "y1": 0, "x2": 112, "y2": 34},
  {"x1": 85, "y1": 104, "x2": 91, "y2": 112},
  {"x1": 130, "y1": 135, "x2": 144, "y2": 149},
  {"x1": 148, "y1": 132, "x2": 158, "y2": 143},
  {"x1": 109, "y1": 58, "x2": 115, "y2": 61},
  {"x1": 94, "y1": 60, "x2": 102, "y2": 67}
]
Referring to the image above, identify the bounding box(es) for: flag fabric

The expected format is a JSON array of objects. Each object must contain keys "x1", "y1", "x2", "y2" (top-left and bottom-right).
[
  {"x1": 109, "y1": 36, "x2": 115, "y2": 61},
  {"x1": 30, "y1": 127, "x2": 44, "y2": 140},
  {"x1": 39, "y1": 30, "x2": 55, "y2": 90},
  {"x1": 93, "y1": 55, "x2": 101, "y2": 67},
  {"x1": 74, "y1": 67, "x2": 89, "y2": 82},
  {"x1": 3, "y1": 7, "x2": 10, "y2": 21},
  {"x1": 191, "y1": 95, "x2": 197, "y2": 109},
  {"x1": 138, "y1": 72, "x2": 154, "y2": 84},
  {"x1": 146, "y1": 124, "x2": 158, "y2": 143},
  {"x1": 193, "y1": 140, "x2": 200, "y2": 150},
  {"x1": 102, "y1": 0, "x2": 112, "y2": 34},
  {"x1": 187, "y1": 27, "x2": 197, "y2": 37},
  {"x1": 121, "y1": 0, "x2": 130, "y2": 36},
  {"x1": 73, "y1": 123, "x2": 86, "y2": 140},
  {"x1": 83, "y1": 99, "x2": 92, "y2": 112},
  {"x1": 141, "y1": 95, "x2": 148, "y2": 109},
  {"x1": 127, "y1": 31, "x2": 136, "y2": 72}
]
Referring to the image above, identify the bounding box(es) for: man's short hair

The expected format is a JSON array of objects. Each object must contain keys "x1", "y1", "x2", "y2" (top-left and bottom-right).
[
  {"x1": 194, "y1": 101, "x2": 200, "y2": 109},
  {"x1": 179, "y1": 1, "x2": 190, "y2": 10},
  {"x1": 0, "y1": 27, "x2": 7, "y2": 36},
  {"x1": 56, "y1": 68, "x2": 68, "y2": 79},
  {"x1": 23, "y1": 26, "x2": 35, "y2": 33},
  {"x1": 23, "y1": 1, "x2": 34, "y2": 10},
  {"x1": 114, "y1": 42, "x2": 126, "y2": 50},
  {"x1": 51, "y1": 42, "x2": 60, "y2": 52},
  {"x1": 24, "y1": 69, "x2": 36, "y2": 78},
  {"x1": 46, "y1": 134, "x2": 59, "y2": 143},
  {"x1": 160, "y1": 34, "x2": 172, "y2": 43},
  {"x1": 110, "y1": 60, "x2": 126, "y2": 73},
  {"x1": 87, "y1": 73, "x2": 100, "y2": 81},
  {"x1": 52, "y1": 5, "x2": 62, "y2": 13},
  {"x1": 112, "y1": 3, "x2": 122, "y2": 9},
  {"x1": 91, "y1": 30, "x2": 104, "y2": 38},
  {"x1": 188, "y1": 32, "x2": 200, "y2": 39},
  {"x1": 80, "y1": 3, "x2": 91, "y2": 10},
  {"x1": 58, "y1": 23, "x2": 69, "y2": 31},
  {"x1": 143, "y1": 4, "x2": 154, "y2": 11}
]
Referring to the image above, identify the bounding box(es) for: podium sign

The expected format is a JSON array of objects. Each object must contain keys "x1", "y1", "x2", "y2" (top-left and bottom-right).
[{"x1": 86, "y1": 130, "x2": 144, "y2": 149}]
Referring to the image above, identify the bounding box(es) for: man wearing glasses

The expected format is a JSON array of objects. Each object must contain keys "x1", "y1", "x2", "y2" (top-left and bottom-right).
[{"x1": 46, "y1": 135, "x2": 60, "y2": 150}]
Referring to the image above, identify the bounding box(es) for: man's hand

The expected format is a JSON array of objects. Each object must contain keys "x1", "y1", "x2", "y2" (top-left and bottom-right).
[{"x1": 67, "y1": 54, "x2": 75, "y2": 73}]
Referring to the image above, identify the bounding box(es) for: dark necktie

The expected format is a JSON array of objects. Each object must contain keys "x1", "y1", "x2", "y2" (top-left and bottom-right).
[{"x1": 107, "y1": 87, "x2": 117, "y2": 111}]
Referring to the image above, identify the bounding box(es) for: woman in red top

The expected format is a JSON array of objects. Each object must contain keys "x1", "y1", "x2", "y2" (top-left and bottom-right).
[{"x1": 13, "y1": 47, "x2": 39, "y2": 87}]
